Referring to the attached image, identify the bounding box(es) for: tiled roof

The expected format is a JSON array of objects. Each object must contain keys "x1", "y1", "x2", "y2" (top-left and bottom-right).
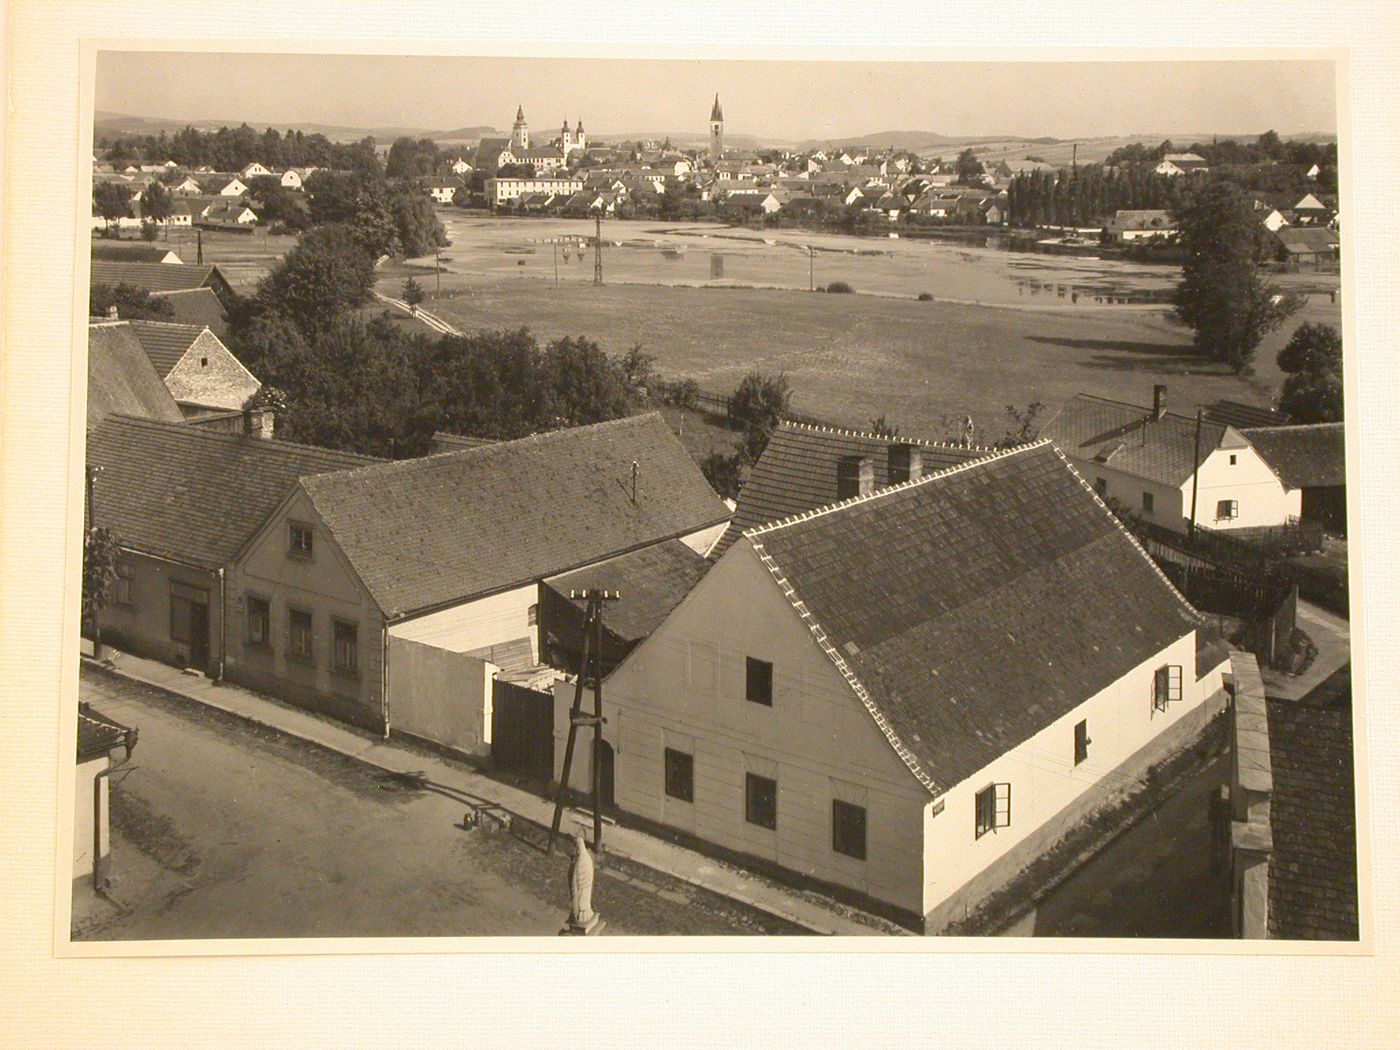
[
  {"x1": 1267, "y1": 667, "x2": 1358, "y2": 940},
  {"x1": 90, "y1": 260, "x2": 222, "y2": 294},
  {"x1": 545, "y1": 539, "x2": 711, "y2": 644},
  {"x1": 747, "y1": 441, "x2": 1200, "y2": 795},
  {"x1": 1039, "y1": 393, "x2": 1229, "y2": 488},
  {"x1": 87, "y1": 417, "x2": 379, "y2": 568},
  {"x1": 429, "y1": 431, "x2": 499, "y2": 453},
  {"x1": 125, "y1": 320, "x2": 206, "y2": 378},
  {"x1": 1274, "y1": 227, "x2": 1340, "y2": 253},
  {"x1": 159, "y1": 288, "x2": 229, "y2": 340},
  {"x1": 1242, "y1": 423, "x2": 1346, "y2": 490},
  {"x1": 78, "y1": 703, "x2": 136, "y2": 760},
  {"x1": 1205, "y1": 399, "x2": 1283, "y2": 429},
  {"x1": 710, "y1": 421, "x2": 993, "y2": 558},
  {"x1": 91, "y1": 243, "x2": 184, "y2": 264},
  {"x1": 300, "y1": 413, "x2": 731, "y2": 619},
  {"x1": 86, "y1": 322, "x2": 184, "y2": 430}
]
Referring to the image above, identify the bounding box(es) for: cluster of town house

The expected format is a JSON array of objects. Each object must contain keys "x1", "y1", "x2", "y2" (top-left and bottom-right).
[{"x1": 83, "y1": 250, "x2": 1349, "y2": 931}]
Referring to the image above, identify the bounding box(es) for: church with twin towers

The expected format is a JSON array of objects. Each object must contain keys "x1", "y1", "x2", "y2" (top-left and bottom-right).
[{"x1": 503, "y1": 95, "x2": 724, "y2": 165}]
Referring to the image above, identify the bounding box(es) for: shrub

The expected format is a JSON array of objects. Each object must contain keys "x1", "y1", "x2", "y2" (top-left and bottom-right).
[
  {"x1": 825, "y1": 281, "x2": 854, "y2": 294},
  {"x1": 664, "y1": 378, "x2": 700, "y2": 411},
  {"x1": 917, "y1": 291, "x2": 933, "y2": 301}
]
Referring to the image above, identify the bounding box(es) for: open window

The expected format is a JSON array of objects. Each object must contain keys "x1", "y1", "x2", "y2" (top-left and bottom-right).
[
  {"x1": 1153, "y1": 664, "x2": 1183, "y2": 712},
  {"x1": 1216, "y1": 499, "x2": 1239, "y2": 521},
  {"x1": 974, "y1": 782, "x2": 1011, "y2": 839}
]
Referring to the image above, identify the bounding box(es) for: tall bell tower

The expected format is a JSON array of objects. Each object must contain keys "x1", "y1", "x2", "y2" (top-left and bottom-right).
[
  {"x1": 511, "y1": 105, "x2": 530, "y2": 151},
  {"x1": 708, "y1": 94, "x2": 724, "y2": 166}
]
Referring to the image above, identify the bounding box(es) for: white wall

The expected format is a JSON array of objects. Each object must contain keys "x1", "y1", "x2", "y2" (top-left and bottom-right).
[
  {"x1": 73, "y1": 755, "x2": 109, "y2": 882},
  {"x1": 680, "y1": 520, "x2": 729, "y2": 557},
  {"x1": 1074, "y1": 458, "x2": 1187, "y2": 531},
  {"x1": 1191, "y1": 445, "x2": 1302, "y2": 531},
  {"x1": 388, "y1": 583, "x2": 538, "y2": 663},
  {"x1": 387, "y1": 636, "x2": 496, "y2": 755},
  {"x1": 920, "y1": 630, "x2": 1222, "y2": 917},
  {"x1": 558, "y1": 539, "x2": 929, "y2": 914}
]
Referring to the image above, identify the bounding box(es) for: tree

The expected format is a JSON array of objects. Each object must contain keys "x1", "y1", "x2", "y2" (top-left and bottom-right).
[
  {"x1": 999, "y1": 401, "x2": 1047, "y2": 447},
  {"x1": 389, "y1": 189, "x2": 448, "y2": 258},
  {"x1": 620, "y1": 345, "x2": 657, "y2": 400},
  {"x1": 544, "y1": 336, "x2": 632, "y2": 427},
  {"x1": 140, "y1": 221, "x2": 159, "y2": 241},
  {"x1": 140, "y1": 180, "x2": 173, "y2": 228},
  {"x1": 90, "y1": 282, "x2": 175, "y2": 321},
  {"x1": 402, "y1": 277, "x2": 426, "y2": 312},
  {"x1": 700, "y1": 448, "x2": 746, "y2": 501},
  {"x1": 254, "y1": 223, "x2": 378, "y2": 335},
  {"x1": 94, "y1": 182, "x2": 131, "y2": 231},
  {"x1": 1173, "y1": 178, "x2": 1303, "y2": 372},
  {"x1": 246, "y1": 175, "x2": 310, "y2": 231},
  {"x1": 955, "y1": 148, "x2": 985, "y2": 186},
  {"x1": 83, "y1": 526, "x2": 122, "y2": 652},
  {"x1": 1277, "y1": 322, "x2": 1344, "y2": 423}
]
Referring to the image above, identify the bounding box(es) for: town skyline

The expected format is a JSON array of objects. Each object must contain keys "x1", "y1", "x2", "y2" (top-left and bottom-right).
[{"x1": 95, "y1": 53, "x2": 1338, "y2": 144}]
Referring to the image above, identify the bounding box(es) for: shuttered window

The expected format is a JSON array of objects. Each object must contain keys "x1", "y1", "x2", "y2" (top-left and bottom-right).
[
  {"x1": 832, "y1": 799, "x2": 867, "y2": 860},
  {"x1": 975, "y1": 783, "x2": 1011, "y2": 838},
  {"x1": 1153, "y1": 664, "x2": 1183, "y2": 711},
  {"x1": 745, "y1": 773, "x2": 777, "y2": 830}
]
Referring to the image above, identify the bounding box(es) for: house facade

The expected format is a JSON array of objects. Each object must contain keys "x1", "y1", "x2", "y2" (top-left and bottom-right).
[
  {"x1": 1041, "y1": 387, "x2": 1303, "y2": 534},
  {"x1": 485, "y1": 176, "x2": 584, "y2": 208},
  {"x1": 556, "y1": 441, "x2": 1230, "y2": 931},
  {"x1": 125, "y1": 320, "x2": 261, "y2": 413}
]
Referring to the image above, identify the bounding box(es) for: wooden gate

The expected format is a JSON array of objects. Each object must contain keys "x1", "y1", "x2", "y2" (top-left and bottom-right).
[{"x1": 491, "y1": 680, "x2": 555, "y2": 782}]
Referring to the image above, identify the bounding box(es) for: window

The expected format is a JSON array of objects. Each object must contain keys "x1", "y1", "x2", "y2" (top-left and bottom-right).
[
  {"x1": 1216, "y1": 499, "x2": 1239, "y2": 521},
  {"x1": 664, "y1": 748, "x2": 694, "y2": 803},
  {"x1": 527, "y1": 603, "x2": 539, "y2": 627},
  {"x1": 1229, "y1": 454, "x2": 1238, "y2": 465},
  {"x1": 832, "y1": 799, "x2": 867, "y2": 860},
  {"x1": 246, "y1": 595, "x2": 270, "y2": 646},
  {"x1": 974, "y1": 783, "x2": 1012, "y2": 838},
  {"x1": 1153, "y1": 664, "x2": 1183, "y2": 711},
  {"x1": 1074, "y1": 720, "x2": 1091, "y2": 766},
  {"x1": 745, "y1": 772, "x2": 777, "y2": 829},
  {"x1": 745, "y1": 657, "x2": 773, "y2": 706},
  {"x1": 114, "y1": 565, "x2": 134, "y2": 607},
  {"x1": 332, "y1": 619, "x2": 358, "y2": 674},
  {"x1": 288, "y1": 521, "x2": 313, "y2": 558},
  {"x1": 288, "y1": 607, "x2": 314, "y2": 663},
  {"x1": 200, "y1": 356, "x2": 209, "y2": 368},
  {"x1": 1141, "y1": 491, "x2": 1155, "y2": 513},
  {"x1": 1094, "y1": 477, "x2": 1107, "y2": 496}
]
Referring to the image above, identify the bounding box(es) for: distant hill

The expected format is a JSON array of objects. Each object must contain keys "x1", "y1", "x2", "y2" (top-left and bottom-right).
[
  {"x1": 94, "y1": 110, "x2": 495, "y2": 144},
  {"x1": 796, "y1": 131, "x2": 1058, "y2": 152}
]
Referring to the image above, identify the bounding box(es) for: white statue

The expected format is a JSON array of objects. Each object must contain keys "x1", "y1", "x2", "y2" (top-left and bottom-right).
[{"x1": 568, "y1": 832, "x2": 596, "y2": 926}]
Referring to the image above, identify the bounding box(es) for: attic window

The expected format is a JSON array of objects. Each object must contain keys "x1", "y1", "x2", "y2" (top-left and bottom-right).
[
  {"x1": 200, "y1": 356, "x2": 209, "y2": 368},
  {"x1": 745, "y1": 657, "x2": 773, "y2": 706},
  {"x1": 288, "y1": 521, "x2": 313, "y2": 559}
]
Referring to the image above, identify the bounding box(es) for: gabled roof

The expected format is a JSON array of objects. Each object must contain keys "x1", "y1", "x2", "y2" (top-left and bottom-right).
[
  {"x1": 87, "y1": 417, "x2": 379, "y2": 568},
  {"x1": 429, "y1": 431, "x2": 499, "y2": 453},
  {"x1": 1204, "y1": 399, "x2": 1284, "y2": 429},
  {"x1": 91, "y1": 243, "x2": 184, "y2": 264},
  {"x1": 299, "y1": 413, "x2": 731, "y2": 618},
  {"x1": 1039, "y1": 393, "x2": 1230, "y2": 487},
  {"x1": 545, "y1": 539, "x2": 711, "y2": 646},
  {"x1": 1242, "y1": 423, "x2": 1346, "y2": 489},
  {"x1": 710, "y1": 421, "x2": 993, "y2": 558},
  {"x1": 78, "y1": 703, "x2": 137, "y2": 760},
  {"x1": 158, "y1": 287, "x2": 229, "y2": 340},
  {"x1": 125, "y1": 319, "x2": 208, "y2": 377},
  {"x1": 86, "y1": 322, "x2": 184, "y2": 430},
  {"x1": 1267, "y1": 667, "x2": 1358, "y2": 939},
  {"x1": 745, "y1": 441, "x2": 1200, "y2": 795},
  {"x1": 90, "y1": 260, "x2": 226, "y2": 295},
  {"x1": 1274, "y1": 227, "x2": 1340, "y2": 253}
]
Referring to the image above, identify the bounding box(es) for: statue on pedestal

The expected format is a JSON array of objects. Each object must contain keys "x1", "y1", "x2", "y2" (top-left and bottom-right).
[{"x1": 562, "y1": 831, "x2": 604, "y2": 935}]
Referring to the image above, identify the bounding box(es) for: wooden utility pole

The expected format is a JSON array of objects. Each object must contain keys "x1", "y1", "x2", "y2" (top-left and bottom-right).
[
  {"x1": 548, "y1": 588, "x2": 621, "y2": 855},
  {"x1": 196, "y1": 227, "x2": 203, "y2": 265},
  {"x1": 809, "y1": 245, "x2": 814, "y2": 292},
  {"x1": 593, "y1": 212, "x2": 603, "y2": 285}
]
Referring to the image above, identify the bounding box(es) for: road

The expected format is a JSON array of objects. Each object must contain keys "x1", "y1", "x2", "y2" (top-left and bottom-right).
[
  {"x1": 74, "y1": 669, "x2": 804, "y2": 939},
  {"x1": 1000, "y1": 750, "x2": 1231, "y2": 938}
]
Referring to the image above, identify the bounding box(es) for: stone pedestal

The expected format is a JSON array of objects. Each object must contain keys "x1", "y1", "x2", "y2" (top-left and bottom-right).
[{"x1": 560, "y1": 914, "x2": 606, "y2": 936}]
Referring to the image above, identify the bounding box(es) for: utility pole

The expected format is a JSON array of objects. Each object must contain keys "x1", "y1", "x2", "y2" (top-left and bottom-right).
[
  {"x1": 593, "y1": 211, "x2": 604, "y2": 286},
  {"x1": 553, "y1": 240, "x2": 559, "y2": 288},
  {"x1": 1072, "y1": 142, "x2": 1078, "y2": 170},
  {"x1": 435, "y1": 248, "x2": 441, "y2": 297},
  {"x1": 548, "y1": 588, "x2": 621, "y2": 855},
  {"x1": 809, "y1": 244, "x2": 814, "y2": 292},
  {"x1": 1189, "y1": 408, "x2": 1204, "y2": 540},
  {"x1": 196, "y1": 227, "x2": 204, "y2": 266}
]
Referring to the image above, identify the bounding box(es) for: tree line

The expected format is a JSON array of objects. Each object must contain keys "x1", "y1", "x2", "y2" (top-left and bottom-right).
[{"x1": 98, "y1": 124, "x2": 383, "y2": 176}]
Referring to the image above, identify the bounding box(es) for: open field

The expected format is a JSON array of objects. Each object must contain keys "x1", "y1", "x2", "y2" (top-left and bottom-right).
[{"x1": 414, "y1": 277, "x2": 1341, "y2": 439}]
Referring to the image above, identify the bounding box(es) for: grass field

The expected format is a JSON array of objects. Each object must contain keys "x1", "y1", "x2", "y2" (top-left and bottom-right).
[{"x1": 417, "y1": 277, "x2": 1341, "y2": 441}]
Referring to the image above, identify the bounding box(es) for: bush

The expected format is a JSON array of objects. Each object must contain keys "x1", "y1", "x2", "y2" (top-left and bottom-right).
[
  {"x1": 663, "y1": 377, "x2": 700, "y2": 411},
  {"x1": 825, "y1": 281, "x2": 854, "y2": 294},
  {"x1": 917, "y1": 291, "x2": 933, "y2": 301}
]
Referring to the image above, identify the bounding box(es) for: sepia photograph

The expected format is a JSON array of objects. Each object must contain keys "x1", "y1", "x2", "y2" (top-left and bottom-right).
[{"x1": 64, "y1": 48, "x2": 1364, "y2": 947}]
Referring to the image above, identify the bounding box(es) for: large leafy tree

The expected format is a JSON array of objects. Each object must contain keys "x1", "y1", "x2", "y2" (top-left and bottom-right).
[
  {"x1": 955, "y1": 148, "x2": 985, "y2": 186},
  {"x1": 90, "y1": 282, "x2": 175, "y2": 321},
  {"x1": 83, "y1": 526, "x2": 122, "y2": 651},
  {"x1": 94, "y1": 182, "x2": 131, "y2": 229},
  {"x1": 1277, "y1": 322, "x2": 1344, "y2": 423},
  {"x1": 254, "y1": 223, "x2": 378, "y2": 335},
  {"x1": 140, "y1": 181, "x2": 172, "y2": 226},
  {"x1": 1173, "y1": 178, "x2": 1302, "y2": 372}
]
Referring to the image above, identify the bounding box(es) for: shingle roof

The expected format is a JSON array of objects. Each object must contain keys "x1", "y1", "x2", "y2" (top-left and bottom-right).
[
  {"x1": 90, "y1": 260, "x2": 223, "y2": 294},
  {"x1": 78, "y1": 703, "x2": 137, "y2": 760},
  {"x1": 429, "y1": 431, "x2": 499, "y2": 453},
  {"x1": 125, "y1": 320, "x2": 206, "y2": 377},
  {"x1": 301, "y1": 413, "x2": 731, "y2": 618},
  {"x1": 1274, "y1": 227, "x2": 1340, "y2": 253},
  {"x1": 1204, "y1": 399, "x2": 1283, "y2": 429},
  {"x1": 1241, "y1": 423, "x2": 1346, "y2": 490},
  {"x1": 159, "y1": 288, "x2": 229, "y2": 340},
  {"x1": 1267, "y1": 667, "x2": 1358, "y2": 939},
  {"x1": 91, "y1": 243, "x2": 184, "y2": 264},
  {"x1": 710, "y1": 421, "x2": 993, "y2": 558},
  {"x1": 545, "y1": 539, "x2": 711, "y2": 644},
  {"x1": 746, "y1": 441, "x2": 1200, "y2": 795},
  {"x1": 1040, "y1": 394, "x2": 1230, "y2": 488},
  {"x1": 86, "y1": 322, "x2": 184, "y2": 430},
  {"x1": 87, "y1": 417, "x2": 379, "y2": 568}
]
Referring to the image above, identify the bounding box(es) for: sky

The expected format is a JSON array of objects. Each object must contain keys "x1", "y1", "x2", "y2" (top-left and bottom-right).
[{"x1": 95, "y1": 53, "x2": 1338, "y2": 142}]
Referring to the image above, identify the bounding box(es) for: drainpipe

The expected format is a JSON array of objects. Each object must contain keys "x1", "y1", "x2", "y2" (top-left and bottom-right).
[
  {"x1": 216, "y1": 566, "x2": 226, "y2": 682},
  {"x1": 92, "y1": 733, "x2": 137, "y2": 894},
  {"x1": 1189, "y1": 409, "x2": 1204, "y2": 540},
  {"x1": 381, "y1": 623, "x2": 391, "y2": 739}
]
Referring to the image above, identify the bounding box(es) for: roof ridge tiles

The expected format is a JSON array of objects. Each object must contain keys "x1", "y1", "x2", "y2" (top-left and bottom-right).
[
  {"x1": 103, "y1": 414, "x2": 381, "y2": 464},
  {"x1": 744, "y1": 439, "x2": 1046, "y2": 540},
  {"x1": 779, "y1": 418, "x2": 997, "y2": 452}
]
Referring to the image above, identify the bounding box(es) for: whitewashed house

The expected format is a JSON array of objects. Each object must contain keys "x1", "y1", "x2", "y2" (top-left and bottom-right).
[
  {"x1": 217, "y1": 176, "x2": 250, "y2": 197},
  {"x1": 1155, "y1": 152, "x2": 1210, "y2": 177},
  {"x1": 241, "y1": 161, "x2": 274, "y2": 179},
  {"x1": 1040, "y1": 387, "x2": 1303, "y2": 534},
  {"x1": 556, "y1": 440, "x2": 1230, "y2": 931},
  {"x1": 74, "y1": 705, "x2": 138, "y2": 891},
  {"x1": 124, "y1": 319, "x2": 261, "y2": 413}
]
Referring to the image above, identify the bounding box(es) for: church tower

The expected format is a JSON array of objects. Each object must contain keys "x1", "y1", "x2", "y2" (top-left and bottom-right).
[
  {"x1": 560, "y1": 117, "x2": 573, "y2": 153},
  {"x1": 575, "y1": 119, "x2": 587, "y2": 154},
  {"x1": 511, "y1": 105, "x2": 530, "y2": 151},
  {"x1": 708, "y1": 94, "x2": 724, "y2": 165}
]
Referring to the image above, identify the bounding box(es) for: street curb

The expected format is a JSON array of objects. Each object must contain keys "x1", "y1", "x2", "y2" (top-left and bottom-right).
[{"x1": 85, "y1": 658, "x2": 853, "y2": 937}]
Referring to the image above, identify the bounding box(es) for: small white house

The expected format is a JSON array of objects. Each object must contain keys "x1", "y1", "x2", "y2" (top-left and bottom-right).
[
  {"x1": 1155, "y1": 153, "x2": 1210, "y2": 177},
  {"x1": 1040, "y1": 387, "x2": 1303, "y2": 534},
  {"x1": 126, "y1": 319, "x2": 262, "y2": 412},
  {"x1": 241, "y1": 161, "x2": 274, "y2": 179},
  {"x1": 556, "y1": 441, "x2": 1230, "y2": 931},
  {"x1": 75, "y1": 705, "x2": 137, "y2": 890},
  {"x1": 217, "y1": 177, "x2": 250, "y2": 197}
]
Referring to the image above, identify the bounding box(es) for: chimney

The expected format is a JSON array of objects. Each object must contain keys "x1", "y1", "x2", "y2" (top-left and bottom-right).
[
  {"x1": 888, "y1": 442, "x2": 923, "y2": 484},
  {"x1": 242, "y1": 406, "x2": 274, "y2": 440},
  {"x1": 106, "y1": 304, "x2": 120, "y2": 320},
  {"x1": 837, "y1": 455, "x2": 875, "y2": 500},
  {"x1": 1152, "y1": 385, "x2": 1168, "y2": 421}
]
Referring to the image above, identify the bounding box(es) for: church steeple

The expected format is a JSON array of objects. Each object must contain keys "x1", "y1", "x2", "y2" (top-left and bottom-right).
[
  {"x1": 511, "y1": 104, "x2": 529, "y2": 151},
  {"x1": 710, "y1": 94, "x2": 723, "y2": 122},
  {"x1": 708, "y1": 94, "x2": 724, "y2": 165}
]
